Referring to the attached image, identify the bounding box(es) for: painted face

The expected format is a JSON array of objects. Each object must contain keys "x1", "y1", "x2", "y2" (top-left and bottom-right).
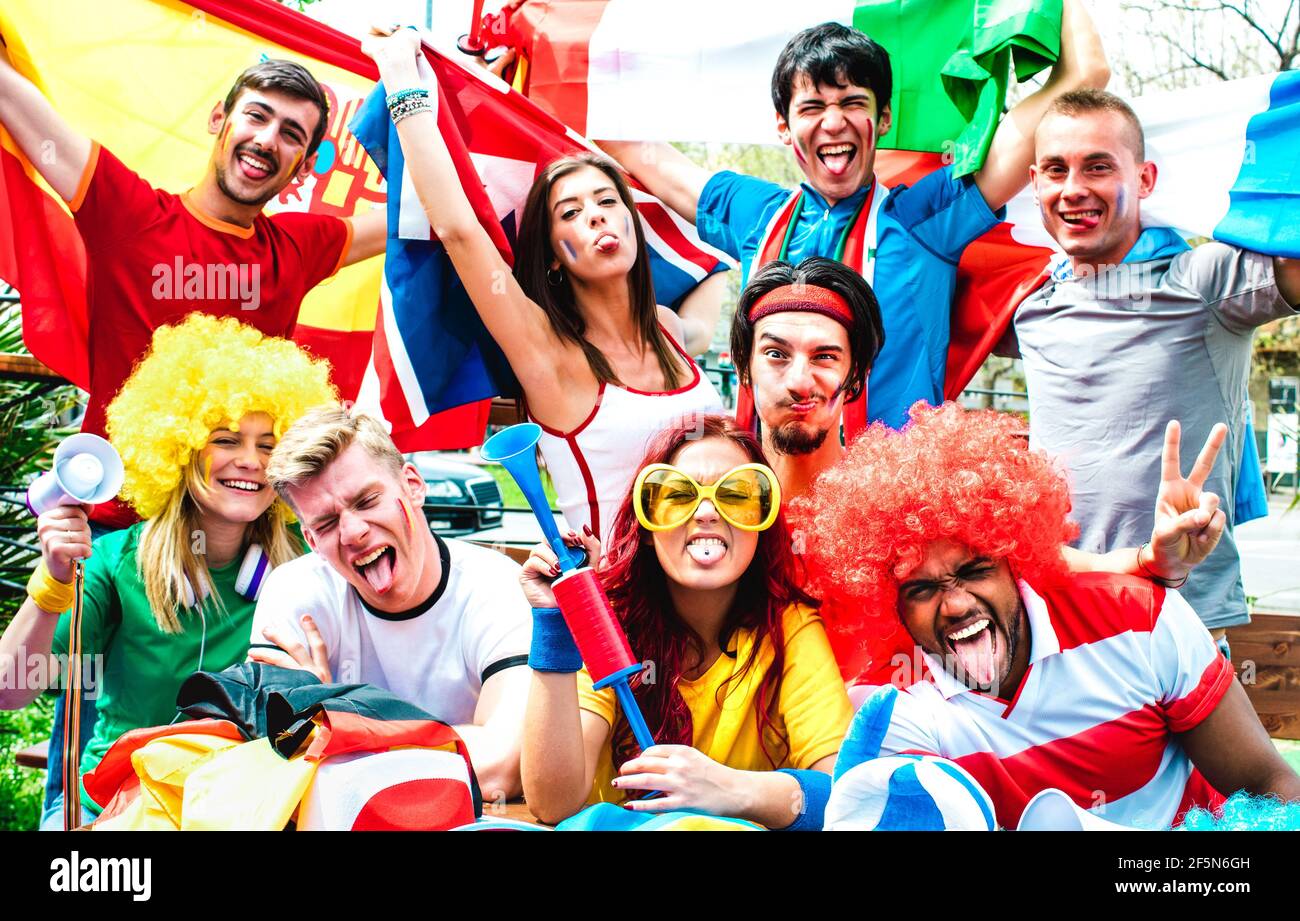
[
  {"x1": 289, "y1": 443, "x2": 432, "y2": 612},
  {"x1": 650, "y1": 438, "x2": 761, "y2": 594},
  {"x1": 547, "y1": 164, "x2": 639, "y2": 284},
  {"x1": 777, "y1": 72, "x2": 890, "y2": 206},
  {"x1": 192, "y1": 412, "x2": 278, "y2": 524},
  {"x1": 209, "y1": 88, "x2": 321, "y2": 208},
  {"x1": 1030, "y1": 110, "x2": 1156, "y2": 269},
  {"x1": 749, "y1": 312, "x2": 852, "y2": 456},
  {"x1": 896, "y1": 539, "x2": 1028, "y2": 695}
]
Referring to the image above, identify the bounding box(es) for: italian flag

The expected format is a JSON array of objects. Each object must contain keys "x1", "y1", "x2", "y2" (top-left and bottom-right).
[{"x1": 494, "y1": 0, "x2": 1300, "y2": 394}]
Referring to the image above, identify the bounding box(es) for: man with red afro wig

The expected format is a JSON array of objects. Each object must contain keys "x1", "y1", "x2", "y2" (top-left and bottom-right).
[{"x1": 804, "y1": 402, "x2": 1300, "y2": 829}]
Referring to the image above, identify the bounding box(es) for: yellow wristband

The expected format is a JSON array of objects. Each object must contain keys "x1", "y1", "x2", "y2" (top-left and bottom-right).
[{"x1": 27, "y1": 560, "x2": 75, "y2": 614}]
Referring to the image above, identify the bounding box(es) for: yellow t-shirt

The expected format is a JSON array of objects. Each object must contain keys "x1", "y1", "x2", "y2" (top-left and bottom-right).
[{"x1": 576, "y1": 603, "x2": 851, "y2": 806}]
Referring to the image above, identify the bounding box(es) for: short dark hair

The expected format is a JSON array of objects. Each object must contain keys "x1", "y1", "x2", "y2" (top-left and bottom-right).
[
  {"x1": 730, "y1": 257, "x2": 885, "y2": 403},
  {"x1": 771, "y1": 23, "x2": 893, "y2": 120},
  {"x1": 1044, "y1": 88, "x2": 1145, "y2": 161},
  {"x1": 222, "y1": 59, "x2": 330, "y2": 156}
]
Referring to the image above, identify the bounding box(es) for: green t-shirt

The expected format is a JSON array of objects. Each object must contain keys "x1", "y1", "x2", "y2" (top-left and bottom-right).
[{"x1": 52, "y1": 522, "x2": 260, "y2": 806}]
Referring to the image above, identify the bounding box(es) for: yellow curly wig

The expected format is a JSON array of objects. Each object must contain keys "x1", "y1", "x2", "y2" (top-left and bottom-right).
[{"x1": 106, "y1": 313, "x2": 339, "y2": 518}]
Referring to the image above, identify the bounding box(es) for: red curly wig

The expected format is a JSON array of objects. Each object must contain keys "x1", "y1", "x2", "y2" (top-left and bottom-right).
[{"x1": 792, "y1": 402, "x2": 1078, "y2": 677}]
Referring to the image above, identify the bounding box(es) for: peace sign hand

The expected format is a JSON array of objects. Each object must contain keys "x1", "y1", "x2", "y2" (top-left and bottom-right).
[{"x1": 1145, "y1": 420, "x2": 1228, "y2": 583}]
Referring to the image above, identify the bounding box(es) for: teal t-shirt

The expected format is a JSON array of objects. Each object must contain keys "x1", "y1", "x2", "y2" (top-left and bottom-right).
[{"x1": 52, "y1": 522, "x2": 260, "y2": 806}]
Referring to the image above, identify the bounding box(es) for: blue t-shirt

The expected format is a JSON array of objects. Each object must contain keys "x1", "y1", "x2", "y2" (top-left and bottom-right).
[{"x1": 697, "y1": 167, "x2": 1002, "y2": 429}]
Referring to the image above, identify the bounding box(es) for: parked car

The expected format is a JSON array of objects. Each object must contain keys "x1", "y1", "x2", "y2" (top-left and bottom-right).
[{"x1": 406, "y1": 453, "x2": 504, "y2": 536}]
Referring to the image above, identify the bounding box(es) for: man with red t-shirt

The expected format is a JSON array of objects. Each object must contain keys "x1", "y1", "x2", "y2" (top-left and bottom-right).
[{"x1": 0, "y1": 52, "x2": 386, "y2": 527}]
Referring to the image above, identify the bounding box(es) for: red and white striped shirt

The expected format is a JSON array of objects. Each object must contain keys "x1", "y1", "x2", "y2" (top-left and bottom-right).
[{"x1": 877, "y1": 573, "x2": 1233, "y2": 829}]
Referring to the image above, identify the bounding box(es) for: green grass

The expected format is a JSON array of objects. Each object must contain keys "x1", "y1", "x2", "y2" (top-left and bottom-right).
[
  {"x1": 485, "y1": 464, "x2": 559, "y2": 511},
  {"x1": 1276, "y1": 739, "x2": 1300, "y2": 774}
]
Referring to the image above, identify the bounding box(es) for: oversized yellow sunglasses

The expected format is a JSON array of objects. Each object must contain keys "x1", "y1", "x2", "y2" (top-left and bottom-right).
[{"x1": 633, "y1": 463, "x2": 781, "y2": 532}]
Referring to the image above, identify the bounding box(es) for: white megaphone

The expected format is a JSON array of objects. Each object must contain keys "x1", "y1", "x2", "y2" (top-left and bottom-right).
[
  {"x1": 1017, "y1": 788, "x2": 1135, "y2": 831},
  {"x1": 26, "y1": 433, "x2": 124, "y2": 516}
]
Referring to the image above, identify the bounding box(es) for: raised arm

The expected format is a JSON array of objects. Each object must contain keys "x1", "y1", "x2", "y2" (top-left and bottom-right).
[
  {"x1": 973, "y1": 0, "x2": 1110, "y2": 211},
  {"x1": 0, "y1": 42, "x2": 93, "y2": 203},
  {"x1": 360, "y1": 28, "x2": 568, "y2": 391},
  {"x1": 597, "y1": 140, "x2": 711, "y2": 224},
  {"x1": 1063, "y1": 421, "x2": 1226, "y2": 582}
]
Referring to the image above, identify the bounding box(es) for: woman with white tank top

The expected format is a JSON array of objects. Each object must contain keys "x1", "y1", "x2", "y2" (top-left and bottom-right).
[{"x1": 364, "y1": 30, "x2": 723, "y2": 544}]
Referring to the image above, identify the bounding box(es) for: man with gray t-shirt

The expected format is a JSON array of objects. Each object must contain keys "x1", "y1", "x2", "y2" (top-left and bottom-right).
[{"x1": 1016, "y1": 89, "x2": 1299, "y2": 635}]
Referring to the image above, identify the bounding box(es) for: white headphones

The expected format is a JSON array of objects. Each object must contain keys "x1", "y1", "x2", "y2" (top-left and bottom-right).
[{"x1": 180, "y1": 543, "x2": 274, "y2": 609}]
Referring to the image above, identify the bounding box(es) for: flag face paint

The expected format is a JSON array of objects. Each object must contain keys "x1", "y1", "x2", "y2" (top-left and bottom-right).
[
  {"x1": 398, "y1": 496, "x2": 413, "y2": 534},
  {"x1": 204, "y1": 455, "x2": 213, "y2": 486},
  {"x1": 560, "y1": 239, "x2": 577, "y2": 262}
]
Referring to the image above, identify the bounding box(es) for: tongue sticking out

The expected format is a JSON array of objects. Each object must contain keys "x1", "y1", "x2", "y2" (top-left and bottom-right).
[
  {"x1": 596, "y1": 236, "x2": 619, "y2": 254},
  {"x1": 819, "y1": 150, "x2": 853, "y2": 176},
  {"x1": 686, "y1": 542, "x2": 726, "y2": 564},
  {"x1": 361, "y1": 549, "x2": 395, "y2": 594},
  {"x1": 951, "y1": 624, "x2": 997, "y2": 688}
]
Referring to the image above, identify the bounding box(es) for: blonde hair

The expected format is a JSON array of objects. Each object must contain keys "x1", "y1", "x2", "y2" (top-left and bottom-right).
[
  {"x1": 106, "y1": 313, "x2": 339, "y2": 633},
  {"x1": 267, "y1": 405, "x2": 405, "y2": 511}
]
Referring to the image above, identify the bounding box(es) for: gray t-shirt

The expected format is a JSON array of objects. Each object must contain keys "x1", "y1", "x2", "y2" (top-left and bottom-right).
[{"x1": 1015, "y1": 240, "x2": 1295, "y2": 629}]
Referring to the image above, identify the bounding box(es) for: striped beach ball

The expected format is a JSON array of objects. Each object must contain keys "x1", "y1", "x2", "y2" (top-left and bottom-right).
[{"x1": 825, "y1": 754, "x2": 997, "y2": 831}]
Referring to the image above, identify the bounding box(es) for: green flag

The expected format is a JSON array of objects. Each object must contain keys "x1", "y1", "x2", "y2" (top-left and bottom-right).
[{"x1": 853, "y1": 0, "x2": 1062, "y2": 175}]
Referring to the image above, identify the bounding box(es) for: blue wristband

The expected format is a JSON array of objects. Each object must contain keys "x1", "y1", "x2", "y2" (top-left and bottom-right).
[
  {"x1": 777, "y1": 769, "x2": 831, "y2": 832},
  {"x1": 529, "y1": 606, "x2": 582, "y2": 673}
]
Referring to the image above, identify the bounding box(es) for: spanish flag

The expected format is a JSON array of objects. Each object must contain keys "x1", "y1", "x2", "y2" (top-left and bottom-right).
[{"x1": 0, "y1": 0, "x2": 402, "y2": 433}]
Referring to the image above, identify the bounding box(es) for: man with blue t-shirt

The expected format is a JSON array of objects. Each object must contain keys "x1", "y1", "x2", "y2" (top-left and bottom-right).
[{"x1": 600, "y1": 0, "x2": 1108, "y2": 434}]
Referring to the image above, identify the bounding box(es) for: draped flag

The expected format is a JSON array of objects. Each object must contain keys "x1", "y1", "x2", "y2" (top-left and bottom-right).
[
  {"x1": 494, "y1": 0, "x2": 1061, "y2": 175},
  {"x1": 492, "y1": 0, "x2": 1300, "y2": 394},
  {"x1": 0, "y1": 0, "x2": 387, "y2": 414},
  {"x1": 349, "y1": 40, "x2": 731, "y2": 447},
  {"x1": 0, "y1": 0, "x2": 729, "y2": 452}
]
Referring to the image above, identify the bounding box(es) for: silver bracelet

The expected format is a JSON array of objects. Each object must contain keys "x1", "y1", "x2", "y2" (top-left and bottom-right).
[{"x1": 390, "y1": 97, "x2": 432, "y2": 124}]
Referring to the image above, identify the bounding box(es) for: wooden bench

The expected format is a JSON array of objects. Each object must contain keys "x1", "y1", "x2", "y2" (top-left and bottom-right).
[{"x1": 1226, "y1": 610, "x2": 1300, "y2": 740}]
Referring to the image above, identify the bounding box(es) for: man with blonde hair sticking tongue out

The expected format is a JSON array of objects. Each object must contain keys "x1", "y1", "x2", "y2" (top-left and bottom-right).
[{"x1": 248, "y1": 405, "x2": 532, "y2": 803}]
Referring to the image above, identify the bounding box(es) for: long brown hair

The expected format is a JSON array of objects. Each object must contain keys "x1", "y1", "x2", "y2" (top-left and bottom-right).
[{"x1": 513, "y1": 152, "x2": 682, "y2": 390}]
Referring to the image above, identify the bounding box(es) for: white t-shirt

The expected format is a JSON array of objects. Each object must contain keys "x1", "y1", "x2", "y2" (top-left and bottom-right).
[{"x1": 250, "y1": 535, "x2": 531, "y2": 725}]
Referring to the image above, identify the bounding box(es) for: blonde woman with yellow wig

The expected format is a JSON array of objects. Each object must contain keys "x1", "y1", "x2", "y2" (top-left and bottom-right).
[{"x1": 0, "y1": 313, "x2": 336, "y2": 823}]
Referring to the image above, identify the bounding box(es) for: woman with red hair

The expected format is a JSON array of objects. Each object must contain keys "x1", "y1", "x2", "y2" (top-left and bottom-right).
[{"x1": 519, "y1": 415, "x2": 851, "y2": 828}]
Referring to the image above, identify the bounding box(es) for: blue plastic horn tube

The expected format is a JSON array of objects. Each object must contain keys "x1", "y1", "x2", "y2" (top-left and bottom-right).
[{"x1": 482, "y1": 423, "x2": 655, "y2": 751}]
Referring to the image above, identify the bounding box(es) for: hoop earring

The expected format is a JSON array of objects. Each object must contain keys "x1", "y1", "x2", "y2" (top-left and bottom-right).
[{"x1": 547, "y1": 266, "x2": 564, "y2": 286}]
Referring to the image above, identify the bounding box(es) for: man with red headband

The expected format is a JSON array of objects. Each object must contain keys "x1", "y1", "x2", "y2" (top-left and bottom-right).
[
  {"x1": 738, "y1": 258, "x2": 1226, "y2": 684},
  {"x1": 805, "y1": 402, "x2": 1300, "y2": 829}
]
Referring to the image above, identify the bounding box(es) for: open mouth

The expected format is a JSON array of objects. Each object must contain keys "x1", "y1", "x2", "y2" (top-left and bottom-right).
[
  {"x1": 1059, "y1": 208, "x2": 1102, "y2": 229},
  {"x1": 594, "y1": 232, "x2": 620, "y2": 254},
  {"x1": 236, "y1": 147, "x2": 276, "y2": 181},
  {"x1": 817, "y1": 143, "x2": 857, "y2": 177},
  {"x1": 219, "y1": 478, "x2": 265, "y2": 494},
  {"x1": 353, "y1": 544, "x2": 397, "y2": 594},
  {"x1": 685, "y1": 534, "x2": 728, "y2": 564},
  {"x1": 945, "y1": 617, "x2": 998, "y2": 688}
]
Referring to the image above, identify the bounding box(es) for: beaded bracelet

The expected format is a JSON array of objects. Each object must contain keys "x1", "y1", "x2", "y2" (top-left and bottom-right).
[
  {"x1": 1137, "y1": 542, "x2": 1189, "y2": 589},
  {"x1": 389, "y1": 96, "x2": 433, "y2": 125},
  {"x1": 385, "y1": 87, "x2": 429, "y2": 109}
]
